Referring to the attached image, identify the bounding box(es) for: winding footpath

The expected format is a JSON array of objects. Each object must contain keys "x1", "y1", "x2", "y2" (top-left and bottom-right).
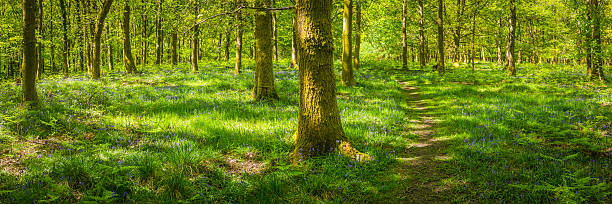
[{"x1": 392, "y1": 81, "x2": 455, "y2": 203}]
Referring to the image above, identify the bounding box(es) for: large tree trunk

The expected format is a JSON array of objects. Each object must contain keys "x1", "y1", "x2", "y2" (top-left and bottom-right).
[
  {"x1": 354, "y1": 2, "x2": 361, "y2": 70},
  {"x1": 235, "y1": 0, "x2": 243, "y2": 75},
  {"x1": 171, "y1": 32, "x2": 178, "y2": 66},
  {"x1": 418, "y1": 0, "x2": 426, "y2": 69},
  {"x1": 253, "y1": 0, "x2": 278, "y2": 101},
  {"x1": 293, "y1": 0, "x2": 368, "y2": 162},
  {"x1": 122, "y1": 3, "x2": 137, "y2": 74},
  {"x1": 59, "y1": 0, "x2": 69, "y2": 77},
  {"x1": 22, "y1": 0, "x2": 39, "y2": 106},
  {"x1": 507, "y1": 0, "x2": 516, "y2": 76},
  {"x1": 402, "y1": 0, "x2": 408, "y2": 69},
  {"x1": 36, "y1": 0, "x2": 44, "y2": 80},
  {"x1": 90, "y1": 0, "x2": 113, "y2": 79},
  {"x1": 155, "y1": 0, "x2": 163, "y2": 65},
  {"x1": 341, "y1": 0, "x2": 354, "y2": 86},
  {"x1": 437, "y1": 0, "x2": 444, "y2": 73}
]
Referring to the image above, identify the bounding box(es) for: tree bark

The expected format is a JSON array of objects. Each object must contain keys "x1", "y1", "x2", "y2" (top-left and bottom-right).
[
  {"x1": 142, "y1": 0, "x2": 148, "y2": 65},
  {"x1": 454, "y1": 0, "x2": 464, "y2": 63},
  {"x1": 36, "y1": 0, "x2": 44, "y2": 80},
  {"x1": 191, "y1": 4, "x2": 199, "y2": 72},
  {"x1": 341, "y1": 0, "x2": 354, "y2": 86},
  {"x1": 90, "y1": 0, "x2": 113, "y2": 79},
  {"x1": 235, "y1": 0, "x2": 243, "y2": 75},
  {"x1": 155, "y1": 0, "x2": 163, "y2": 65},
  {"x1": 354, "y1": 2, "x2": 361, "y2": 70},
  {"x1": 22, "y1": 0, "x2": 39, "y2": 106},
  {"x1": 59, "y1": 0, "x2": 69, "y2": 77},
  {"x1": 122, "y1": 3, "x2": 137, "y2": 74},
  {"x1": 272, "y1": 0, "x2": 278, "y2": 62},
  {"x1": 418, "y1": 0, "x2": 426, "y2": 69},
  {"x1": 588, "y1": 0, "x2": 605, "y2": 81},
  {"x1": 291, "y1": 16, "x2": 298, "y2": 68},
  {"x1": 402, "y1": 0, "x2": 408, "y2": 70},
  {"x1": 437, "y1": 0, "x2": 444, "y2": 73},
  {"x1": 171, "y1": 32, "x2": 178, "y2": 66},
  {"x1": 507, "y1": 0, "x2": 516, "y2": 76},
  {"x1": 253, "y1": 0, "x2": 278, "y2": 100},
  {"x1": 293, "y1": 0, "x2": 367, "y2": 162},
  {"x1": 106, "y1": 26, "x2": 114, "y2": 71},
  {"x1": 225, "y1": 26, "x2": 231, "y2": 61}
]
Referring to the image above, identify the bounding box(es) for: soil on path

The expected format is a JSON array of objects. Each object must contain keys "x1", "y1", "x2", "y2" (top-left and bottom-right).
[{"x1": 391, "y1": 81, "x2": 455, "y2": 203}]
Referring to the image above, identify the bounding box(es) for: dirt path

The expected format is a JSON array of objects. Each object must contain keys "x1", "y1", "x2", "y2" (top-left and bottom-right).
[{"x1": 392, "y1": 81, "x2": 454, "y2": 203}]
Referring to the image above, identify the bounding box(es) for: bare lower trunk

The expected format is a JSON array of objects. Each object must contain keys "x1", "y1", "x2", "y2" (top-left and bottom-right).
[
  {"x1": 90, "y1": 0, "x2": 113, "y2": 79},
  {"x1": 171, "y1": 32, "x2": 178, "y2": 66},
  {"x1": 293, "y1": 0, "x2": 367, "y2": 162},
  {"x1": 22, "y1": 0, "x2": 39, "y2": 106},
  {"x1": 507, "y1": 0, "x2": 516, "y2": 76},
  {"x1": 436, "y1": 0, "x2": 444, "y2": 73},
  {"x1": 418, "y1": 0, "x2": 426, "y2": 69},
  {"x1": 122, "y1": 3, "x2": 137, "y2": 74},
  {"x1": 401, "y1": 0, "x2": 408, "y2": 69},
  {"x1": 354, "y1": 3, "x2": 361, "y2": 70},
  {"x1": 235, "y1": 0, "x2": 243, "y2": 75},
  {"x1": 253, "y1": 0, "x2": 278, "y2": 100},
  {"x1": 341, "y1": 0, "x2": 354, "y2": 86}
]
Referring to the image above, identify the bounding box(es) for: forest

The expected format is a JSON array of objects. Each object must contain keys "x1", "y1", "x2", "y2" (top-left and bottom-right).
[{"x1": 0, "y1": 0, "x2": 611, "y2": 202}]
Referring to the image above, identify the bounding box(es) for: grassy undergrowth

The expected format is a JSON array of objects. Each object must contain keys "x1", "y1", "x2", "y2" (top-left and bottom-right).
[
  {"x1": 395, "y1": 62, "x2": 611, "y2": 203},
  {"x1": 1, "y1": 59, "x2": 610, "y2": 203},
  {"x1": 0, "y1": 60, "x2": 407, "y2": 203}
]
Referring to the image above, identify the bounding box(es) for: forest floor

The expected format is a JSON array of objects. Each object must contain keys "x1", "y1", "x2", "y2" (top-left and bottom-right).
[
  {"x1": 0, "y1": 61, "x2": 611, "y2": 203},
  {"x1": 392, "y1": 80, "x2": 455, "y2": 203}
]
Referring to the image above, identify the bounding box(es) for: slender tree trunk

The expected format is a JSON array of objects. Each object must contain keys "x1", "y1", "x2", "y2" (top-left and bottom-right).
[
  {"x1": 588, "y1": 0, "x2": 605, "y2": 81},
  {"x1": 171, "y1": 32, "x2": 178, "y2": 66},
  {"x1": 22, "y1": 0, "x2": 39, "y2": 106},
  {"x1": 253, "y1": 0, "x2": 278, "y2": 100},
  {"x1": 155, "y1": 0, "x2": 163, "y2": 65},
  {"x1": 107, "y1": 26, "x2": 114, "y2": 71},
  {"x1": 507, "y1": 0, "x2": 516, "y2": 76},
  {"x1": 90, "y1": 0, "x2": 113, "y2": 79},
  {"x1": 291, "y1": 16, "x2": 298, "y2": 68},
  {"x1": 471, "y1": 13, "x2": 475, "y2": 70},
  {"x1": 235, "y1": 0, "x2": 243, "y2": 75},
  {"x1": 122, "y1": 3, "x2": 137, "y2": 74},
  {"x1": 418, "y1": 0, "x2": 426, "y2": 69},
  {"x1": 354, "y1": 2, "x2": 361, "y2": 70},
  {"x1": 191, "y1": 4, "x2": 199, "y2": 72},
  {"x1": 225, "y1": 27, "x2": 231, "y2": 61},
  {"x1": 454, "y1": 0, "x2": 464, "y2": 63},
  {"x1": 293, "y1": 0, "x2": 368, "y2": 162},
  {"x1": 142, "y1": 0, "x2": 148, "y2": 65},
  {"x1": 217, "y1": 32, "x2": 223, "y2": 60},
  {"x1": 272, "y1": 0, "x2": 278, "y2": 62},
  {"x1": 341, "y1": 0, "x2": 354, "y2": 86},
  {"x1": 402, "y1": 0, "x2": 408, "y2": 70},
  {"x1": 36, "y1": 0, "x2": 44, "y2": 79},
  {"x1": 59, "y1": 0, "x2": 69, "y2": 77},
  {"x1": 437, "y1": 0, "x2": 444, "y2": 73}
]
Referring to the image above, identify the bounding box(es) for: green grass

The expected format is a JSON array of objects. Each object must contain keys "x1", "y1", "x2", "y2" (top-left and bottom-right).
[
  {"x1": 0, "y1": 59, "x2": 610, "y2": 203},
  {"x1": 395, "y1": 62, "x2": 611, "y2": 203},
  {"x1": 0, "y1": 59, "x2": 405, "y2": 203}
]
